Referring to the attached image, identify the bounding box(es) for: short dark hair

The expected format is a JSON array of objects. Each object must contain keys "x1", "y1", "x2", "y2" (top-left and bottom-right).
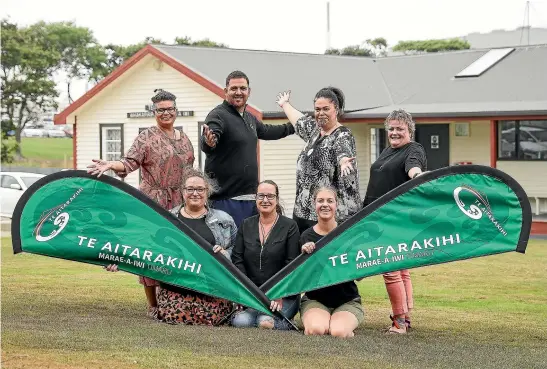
[
  {"x1": 314, "y1": 87, "x2": 345, "y2": 118},
  {"x1": 225, "y1": 70, "x2": 249, "y2": 87},
  {"x1": 151, "y1": 89, "x2": 177, "y2": 108},
  {"x1": 257, "y1": 179, "x2": 284, "y2": 215}
]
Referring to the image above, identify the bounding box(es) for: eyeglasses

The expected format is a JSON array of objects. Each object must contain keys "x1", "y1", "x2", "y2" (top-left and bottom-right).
[
  {"x1": 256, "y1": 193, "x2": 277, "y2": 200},
  {"x1": 184, "y1": 187, "x2": 206, "y2": 194},
  {"x1": 155, "y1": 107, "x2": 176, "y2": 115}
]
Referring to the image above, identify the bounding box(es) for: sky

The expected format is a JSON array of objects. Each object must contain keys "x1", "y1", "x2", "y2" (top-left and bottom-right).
[{"x1": 2, "y1": 0, "x2": 547, "y2": 106}]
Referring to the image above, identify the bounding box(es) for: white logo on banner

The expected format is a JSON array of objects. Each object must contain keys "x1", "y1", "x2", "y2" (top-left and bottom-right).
[
  {"x1": 35, "y1": 212, "x2": 70, "y2": 242},
  {"x1": 453, "y1": 186, "x2": 484, "y2": 220}
]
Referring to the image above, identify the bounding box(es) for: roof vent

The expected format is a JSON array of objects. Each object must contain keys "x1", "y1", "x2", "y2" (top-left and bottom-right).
[{"x1": 455, "y1": 48, "x2": 515, "y2": 78}]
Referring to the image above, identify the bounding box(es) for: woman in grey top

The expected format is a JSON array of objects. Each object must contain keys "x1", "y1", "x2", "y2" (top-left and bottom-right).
[{"x1": 276, "y1": 88, "x2": 361, "y2": 233}]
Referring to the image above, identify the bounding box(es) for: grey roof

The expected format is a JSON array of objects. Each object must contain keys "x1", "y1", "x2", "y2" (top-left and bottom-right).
[
  {"x1": 153, "y1": 44, "x2": 547, "y2": 119},
  {"x1": 462, "y1": 27, "x2": 547, "y2": 49},
  {"x1": 155, "y1": 45, "x2": 390, "y2": 113}
]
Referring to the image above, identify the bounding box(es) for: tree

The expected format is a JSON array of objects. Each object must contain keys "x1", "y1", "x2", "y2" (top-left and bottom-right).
[
  {"x1": 325, "y1": 45, "x2": 373, "y2": 57},
  {"x1": 1, "y1": 119, "x2": 17, "y2": 163},
  {"x1": 325, "y1": 37, "x2": 388, "y2": 57},
  {"x1": 98, "y1": 36, "x2": 228, "y2": 78},
  {"x1": 365, "y1": 37, "x2": 388, "y2": 57},
  {"x1": 1, "y1": 19, "x2": 60, "y2": 158},
  {"x1": 392, "y1": 38, "x2": 471, "y2": 53},
  {"x1": 36, "y1": 21, "x2": 107, "y2": 103},
  {"x1": 174, "y1": 36, "x2": 228, "y2": 48}
]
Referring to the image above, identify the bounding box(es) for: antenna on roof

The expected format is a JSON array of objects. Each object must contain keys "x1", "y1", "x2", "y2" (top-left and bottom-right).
[
  {"x1": 326, "y1": 2, "x2": 331, "y2": 50},
  {"x1": 520, "y1": 1, "x2": 531, "y2": 45}
]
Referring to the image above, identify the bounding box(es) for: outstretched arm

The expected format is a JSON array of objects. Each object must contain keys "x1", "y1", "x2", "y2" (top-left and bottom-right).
[
  {"x1": 275, "y1": 90, "x2": 317, "y2": 142},
  {"x1": 276, "y1": 90, "x2": 304, "y2": 125}
]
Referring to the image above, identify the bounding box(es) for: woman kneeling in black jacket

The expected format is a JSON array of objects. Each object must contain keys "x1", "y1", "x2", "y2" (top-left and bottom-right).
[{"x1": 231, "y1": 180, "x2": 300, "y2": 330}]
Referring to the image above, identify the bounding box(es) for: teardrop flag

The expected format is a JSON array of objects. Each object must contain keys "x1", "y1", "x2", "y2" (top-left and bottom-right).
[
  {"x1": 11, "y1": 170, "x2": 272, "y2": 315},
  {"x1": 260, "y1": 165, "x2": 532, "y2": 300},
  {"x1": 12, "y1": 166, "x2": 532, "y2": 315}
]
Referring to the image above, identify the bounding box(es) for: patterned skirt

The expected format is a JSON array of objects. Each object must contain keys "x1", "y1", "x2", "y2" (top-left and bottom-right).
[{"x1": 156, "y1": 286, "x2": 234, "y2": 326}]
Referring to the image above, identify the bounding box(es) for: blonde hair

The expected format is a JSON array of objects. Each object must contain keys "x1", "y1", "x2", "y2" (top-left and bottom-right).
[
  {"x1": 313, "y1": 186, "x2": 338, "y2": 202},
  {"x1": 181, "y1": 168, "x2": 218, "y2": 205}
]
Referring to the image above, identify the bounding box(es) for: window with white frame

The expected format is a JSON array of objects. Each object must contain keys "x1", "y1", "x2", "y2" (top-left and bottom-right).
[{"x1": 100, "y1": 124, "x2": 124, "y2": 177}]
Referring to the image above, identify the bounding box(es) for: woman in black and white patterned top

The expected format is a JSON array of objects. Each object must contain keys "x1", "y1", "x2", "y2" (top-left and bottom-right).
[{"x1": 276, "y1": 88, "x2": 361, "y2": 233}]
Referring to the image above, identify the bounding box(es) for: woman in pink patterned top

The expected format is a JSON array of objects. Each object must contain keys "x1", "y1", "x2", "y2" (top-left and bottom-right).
[{"x1": 87, "y1": 89, "x2": 195, "y2": 318}]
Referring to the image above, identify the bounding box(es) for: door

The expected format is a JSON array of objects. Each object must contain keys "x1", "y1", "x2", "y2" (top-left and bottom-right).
[
  {"x1": 0, "y1": 174, "x2": 23, "y2": 217},
  {"x1": 415, "y1": 124, "x2": 450, "y2": 170}
]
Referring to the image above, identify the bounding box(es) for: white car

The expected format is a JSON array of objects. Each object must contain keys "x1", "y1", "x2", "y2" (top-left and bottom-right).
[
  {"x1": 21, "y1": 127, "x2": 47, "y2": 137},
  {"x1": 0, "y1": 172, "x2": 45, "y2": 218},
  {"x1": 46, "y1": 125, "x2": 68, "y2": 138}
]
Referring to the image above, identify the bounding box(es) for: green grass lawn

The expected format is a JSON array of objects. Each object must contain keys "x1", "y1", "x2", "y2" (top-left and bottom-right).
[
  {"x1": 2, "y1": 237, "x2": 546, "y2": 369},
  {"x1": 3, "y1": 137, "x2": 73, "y2": 168}
]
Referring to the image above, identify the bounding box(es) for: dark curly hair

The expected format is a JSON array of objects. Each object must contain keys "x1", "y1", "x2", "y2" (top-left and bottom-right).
[{"x1": 151, "y1": 89, "x2": 177, "y2": 109}]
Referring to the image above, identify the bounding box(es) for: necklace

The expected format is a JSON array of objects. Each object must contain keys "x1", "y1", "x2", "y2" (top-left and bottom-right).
[
  {"x1": 182, "y1": 207, "x2": 207, "y2": 219},
  {"x1": 259, "y1": 213, "x2": 279, "y2": 246}
]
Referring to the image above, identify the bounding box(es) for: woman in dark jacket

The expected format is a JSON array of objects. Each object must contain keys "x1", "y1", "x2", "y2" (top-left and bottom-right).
[{"x1": 231, "y1": 180, "x2": 300, "y2": 330}]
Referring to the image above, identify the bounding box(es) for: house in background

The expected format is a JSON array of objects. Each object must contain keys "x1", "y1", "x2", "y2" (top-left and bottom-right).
[{"x1": 54, "y1": 44, "x2": 547, "y2": 234}]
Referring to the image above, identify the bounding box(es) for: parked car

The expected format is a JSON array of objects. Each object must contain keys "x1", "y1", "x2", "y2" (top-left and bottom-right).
[
  {"x1": 501, "y1": 126, "x2": 547, "y2": 159},
  {"x1": 21, "y1": 127, "x2": 47, "y2": 137},
  {"x1": 0, "y1": 172, "x2": 45, "y2": 218},
  {"x1": 63, "y1": 125, "x2": 74, "y2": 138},
  {"x1": 46, "y1": 125, "x2": 68, "y2": 138}
]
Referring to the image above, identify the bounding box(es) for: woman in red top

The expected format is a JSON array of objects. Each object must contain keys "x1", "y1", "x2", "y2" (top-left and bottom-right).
[{"x1": 87, "y1": 89, "x2": 195, "y2": 318}]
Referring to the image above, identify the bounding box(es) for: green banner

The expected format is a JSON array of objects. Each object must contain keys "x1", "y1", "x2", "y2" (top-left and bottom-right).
[
  {"x1": 12, "y1": 171, "x2": 272, "y2": 315},
  {"x1": 261, "y1": 165, "x2": 532, "y2": 300},
  {"x1": 12, "y1": 166, "x2": 532, "y2": 315}
]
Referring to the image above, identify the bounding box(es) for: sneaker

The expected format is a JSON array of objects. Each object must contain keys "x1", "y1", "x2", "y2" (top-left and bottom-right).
[
  {"x1": 389, "y1": 314, "x2": 411, "y2": 331},
  {"x1": 387, "y1": 316, "x2": 407, "y2": 334}
]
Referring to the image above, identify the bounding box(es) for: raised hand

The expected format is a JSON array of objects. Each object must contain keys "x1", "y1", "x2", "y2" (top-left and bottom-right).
[{"x1": 275, "y1": 90, "x2": 291, "y2": 108}]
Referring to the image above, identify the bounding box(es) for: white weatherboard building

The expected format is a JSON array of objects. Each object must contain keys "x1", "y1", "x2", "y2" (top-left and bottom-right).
[{"x1": 55, "y1": 44, "x2": 547, "y2": 234}]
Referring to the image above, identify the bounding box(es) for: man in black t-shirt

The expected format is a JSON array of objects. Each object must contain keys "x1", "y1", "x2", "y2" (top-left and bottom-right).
[{"x1": 363, "y1": 109, "x2": 427, "y2": 334}]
